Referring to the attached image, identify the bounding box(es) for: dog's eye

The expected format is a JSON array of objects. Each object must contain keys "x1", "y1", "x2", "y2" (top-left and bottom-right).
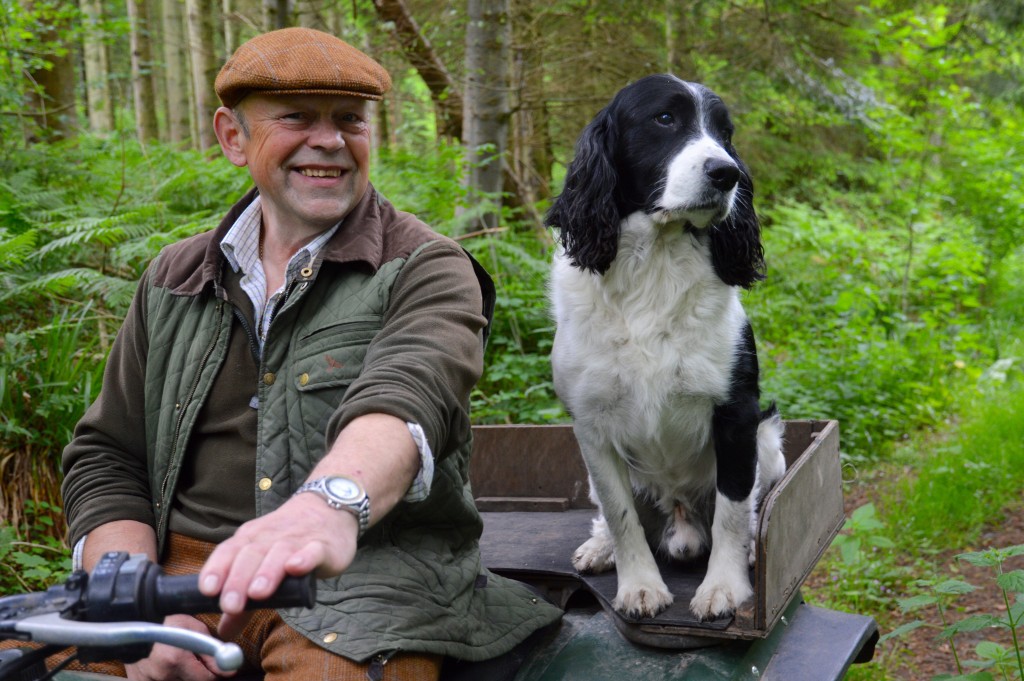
[{"x1": 654, "y1": 112, "x2": 675, "y2": 126}]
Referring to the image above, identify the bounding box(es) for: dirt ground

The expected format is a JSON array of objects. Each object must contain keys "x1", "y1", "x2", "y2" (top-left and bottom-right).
[{"x1": 814, "y1": 476, "x2": 1024, "y2": 680}]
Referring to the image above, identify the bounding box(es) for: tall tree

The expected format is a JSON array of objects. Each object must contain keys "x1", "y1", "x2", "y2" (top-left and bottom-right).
[
  {"x1": 263, "y1": 0, "x2": 290, "y2": 29},
  {"x1": 79, "y1": 0, "x2": 114, "y2": 133},
  {"x1": 24, "y1": 0, "x2": 79, "y2": 141},
  {"x1": 372, "y1": 0, "x2": 463, "y2": 139},
  {"x1": 507, "y1": 0, "x2": 552, "y2": 217},
  {"x1": 126, "y1": 0, "x2": 160, "y2": 144},
  {"x1": 186, "y1": 0, "x2": 219, "y2": 149},
  {"x1": 462, "y1": 0, "x2": 510, "y2": 231},
  {"x1": 160, "y1": 0, "x2": 191, "y2": 144},
  {"x1": 222, "y1": 0, "x2": 237, "y2": 55}
]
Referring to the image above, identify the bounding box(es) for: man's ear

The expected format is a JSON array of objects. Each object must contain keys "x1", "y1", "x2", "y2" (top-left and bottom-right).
[{"x1": 213, "y1": 107, "x2": 248, "y2": 168}]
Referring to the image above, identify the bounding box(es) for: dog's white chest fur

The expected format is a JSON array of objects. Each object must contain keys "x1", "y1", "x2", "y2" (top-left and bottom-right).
[{"x1": 550, "y1": 212, "x2": 747, "y2": 487}]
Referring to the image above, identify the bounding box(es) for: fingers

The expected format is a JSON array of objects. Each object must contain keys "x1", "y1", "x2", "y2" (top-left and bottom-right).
[
  {"x1": 198, "y1": 494, "x2": 358, "y2": 616},
  {"x1": 216, "y1": 610, "x2": 254, "y2": 642},
  {"x1": 125, "y1": 615, "x2": 231, "y2": 681},
  {"x1": 200, "y1": 535, "x2": 292, "y2": 613}
]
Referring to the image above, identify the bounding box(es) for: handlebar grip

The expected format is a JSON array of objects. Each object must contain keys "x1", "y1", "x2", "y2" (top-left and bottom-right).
[{"x1": 152, "y1": 573, "x2": 317, "y2": 618}]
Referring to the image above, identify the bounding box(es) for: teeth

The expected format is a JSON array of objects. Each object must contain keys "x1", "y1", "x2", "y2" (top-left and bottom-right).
[{"x1": 299, "y1": 168, "x2": 342, "y2": 177}]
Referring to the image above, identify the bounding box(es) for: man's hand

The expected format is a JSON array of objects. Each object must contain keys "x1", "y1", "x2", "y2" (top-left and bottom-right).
[
  {"x1": 198, "y1": 493, "x2": 359, "y2": 639},
  {"x1": 126, "y1": 615, "x2": 232, "y2": 681},
  {"x1": 198, "y1": 413, "x2": 419, "y2": 639}
]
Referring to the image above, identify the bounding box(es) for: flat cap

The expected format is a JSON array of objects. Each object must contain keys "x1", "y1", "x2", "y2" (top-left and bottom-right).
[{"x1": 215, "y1": 27, "x2": 392, "y2": 108}]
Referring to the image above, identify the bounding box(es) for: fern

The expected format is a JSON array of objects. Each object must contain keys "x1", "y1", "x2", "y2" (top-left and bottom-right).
[
  {"x1": 37, "y1": 207, "x2": 165, "y2": 257},
  {"x1": 0, "y1": 229, "x2": 37, "y2": 267}
]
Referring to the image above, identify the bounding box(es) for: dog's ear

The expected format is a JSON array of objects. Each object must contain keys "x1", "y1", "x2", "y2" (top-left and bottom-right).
[
  {"x1": 544, "y1": 107, "x2": 621, "y2": 275},
  {"x1": 709, "y1": 167, "x2": 766, "y2": 288}
]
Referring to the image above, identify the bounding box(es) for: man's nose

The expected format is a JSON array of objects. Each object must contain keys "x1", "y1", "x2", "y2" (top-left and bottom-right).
[{"x1": 307, "y1": 120, "x2": 346, "y2": 150}]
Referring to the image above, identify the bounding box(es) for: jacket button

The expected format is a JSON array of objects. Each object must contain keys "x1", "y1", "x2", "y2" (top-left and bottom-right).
[
  {"x1": 258, "y1": 477, "x2": 272, "y2": 491},
  {"x1": 300, "y1": 267, "x2": 313, "y2": 278},
  {"x1": 263, "y1": 372, "x2": 275, "y2": 385},
  {"x1": 323, "y1": 632, "x2": 337, "y2": 643},
  {"x1": 299, "y1": 373, "x2": 309, "y2": 386}
]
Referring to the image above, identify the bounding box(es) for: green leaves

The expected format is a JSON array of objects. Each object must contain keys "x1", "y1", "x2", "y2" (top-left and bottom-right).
[
  {"x1": 939, "y1": 614, "x2": 1005, "y2": 640},
  {"x1": 0, "y1": 504, "x2": 72, "y2": 593},
  {"x1": 997, "y1": 571, "x2": 1024, "y2": 596},
  {"x1": 882, "y1": 543, "x2": 1024, "y2": 680}
]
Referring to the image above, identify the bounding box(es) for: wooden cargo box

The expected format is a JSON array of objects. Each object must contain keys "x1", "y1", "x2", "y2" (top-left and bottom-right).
[{"x1": 470, "y1": 420, "x2": 845, "y2": 648}]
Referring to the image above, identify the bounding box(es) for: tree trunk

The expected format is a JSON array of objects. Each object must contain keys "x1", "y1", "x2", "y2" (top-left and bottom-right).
[
  {"x1": 25, "y1": 3, "x2": 78, "y2": 141},
  {"x1": 79, "y1": 0, "x2": 114, "y2": 133},
  {"x1": 371, "y1": 0, "x2": 463, "y2": 140},
  {"x1": 127, "y1": 0, "x2": 161, "y2": 144},
  {"x1": 462, "y1": 0, "x2": 510, "y2": 231},
  {"x1": 505, "y1": 0, "x2": 551, "y2": 225},
  {"x1": 161, "y1": 0, "x2": 191, "y2": 144},
  {"x1": 186, "y1": 0, "x2": 219, "y2": 149},
  {"x1": 222, "y1": 0, "x2": 236, "y2": 56},
  {"x1": 264, "y1": 0, "x2": 290, "y2": 29}
]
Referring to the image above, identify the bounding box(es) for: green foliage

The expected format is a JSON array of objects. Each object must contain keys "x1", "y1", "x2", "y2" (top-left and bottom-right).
[
  {"x1": 881, "y1": 545, "x2": 1024, "y2": 680},
  {"x1": 0, "y1": 305, "x2": 105, "y2": 455},
  {"x1": 465, "y1": 233, "x2": 565, "y2": 424},
  {"x1": 0, "y1": 501, "x2": 71, "y2": 593},
  {"x1": 820, "y1": 503, "x2": 912, "y2": 614},
  {"x1": 747, "y1": 188, "x2": 988, "y2": 460},
  {"x1": 0, "y1": 136, "x2": 251, "y2": 536},
  {"x1": 371, "y1": 139, "x2": 467, "y2": 230}
]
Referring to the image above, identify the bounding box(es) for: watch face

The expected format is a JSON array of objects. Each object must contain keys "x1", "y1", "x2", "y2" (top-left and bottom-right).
[{"x1": 325, "y1": 477, "x2": 361, "y2": 502}]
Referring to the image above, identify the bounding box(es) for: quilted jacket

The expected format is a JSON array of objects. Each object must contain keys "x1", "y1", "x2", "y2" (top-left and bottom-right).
[{"x1": 62, "y1": 186, "x2": 561, "y2": 661}]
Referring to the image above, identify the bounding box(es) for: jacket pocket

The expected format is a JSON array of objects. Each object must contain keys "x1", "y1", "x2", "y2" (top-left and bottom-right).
[{"x1": 293, "y1": 316, "x2": 382, "y2": 391}]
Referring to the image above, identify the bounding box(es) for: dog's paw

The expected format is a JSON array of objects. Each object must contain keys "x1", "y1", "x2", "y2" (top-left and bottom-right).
[
  {"x1": 572, "y1": 536, "x2": 616, "y2": 573},
  {"x1": 689, "y1": 571, "x2": 753, "y2": 621},
  {"x1": 614, "y1": 578, "x2": 674, "y2": 619}
]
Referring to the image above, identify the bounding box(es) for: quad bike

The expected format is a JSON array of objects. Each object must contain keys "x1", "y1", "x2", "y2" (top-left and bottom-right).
[{"x1": 0, "y1": 420, "x2": 876, "y2": 680}]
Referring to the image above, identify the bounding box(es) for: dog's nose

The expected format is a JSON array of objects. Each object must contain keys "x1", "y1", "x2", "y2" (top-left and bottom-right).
[{"x1": 704, "y1": 158, "x2": 740, "y2": 192}]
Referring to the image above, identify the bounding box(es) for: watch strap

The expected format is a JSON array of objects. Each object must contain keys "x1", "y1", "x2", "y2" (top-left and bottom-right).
[{"x1": 294, "y1": 477, "x2": 370, "y2": 538}]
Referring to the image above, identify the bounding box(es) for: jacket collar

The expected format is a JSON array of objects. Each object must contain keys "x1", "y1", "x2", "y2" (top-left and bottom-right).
[{"x1": 176, "y1": 185, "x2": 385, "y2": 296}]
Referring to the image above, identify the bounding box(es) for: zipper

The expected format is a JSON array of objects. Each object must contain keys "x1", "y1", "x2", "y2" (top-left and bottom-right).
[
  {"x1": 230, "y1": 303, "x2": 261, "y2": 364},
  {"x1": 156, "y1": 300, "x2": 227, "y2": 528},
  {"x1": 266, "y1": 279, "x2": 301, "y2": 335}
]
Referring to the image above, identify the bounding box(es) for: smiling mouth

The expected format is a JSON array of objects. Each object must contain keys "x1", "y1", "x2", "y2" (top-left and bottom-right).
[{"x1": 297, "y1": 168, "x2": 343, "y2": 178}]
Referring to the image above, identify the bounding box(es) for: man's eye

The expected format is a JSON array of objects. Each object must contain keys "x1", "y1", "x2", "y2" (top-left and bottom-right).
[{"x1": 655, "y1": 112, "x2": 674, "y2": 126}]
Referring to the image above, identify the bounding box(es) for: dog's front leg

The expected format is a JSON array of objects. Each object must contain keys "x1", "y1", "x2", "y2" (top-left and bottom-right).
[
  {"x1": 573, "y1": 434, "x2": 674, "y2": 618},
  {"x1": 690, "y1": 399, "x2": 759, "y2": 620}
]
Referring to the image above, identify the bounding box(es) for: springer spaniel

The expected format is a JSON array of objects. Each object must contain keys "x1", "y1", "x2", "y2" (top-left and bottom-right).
[{"x1": 545, "y1": 74, "x2": 786, "y2": 621}]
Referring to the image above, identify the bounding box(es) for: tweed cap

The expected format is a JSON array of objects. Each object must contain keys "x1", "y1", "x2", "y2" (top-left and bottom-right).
[{"x1": 215, "y1": 27, "x2": 392, "y2": 107}]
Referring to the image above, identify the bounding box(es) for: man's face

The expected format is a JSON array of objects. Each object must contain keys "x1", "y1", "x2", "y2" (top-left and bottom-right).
[{"x1": 218, "y1": 93, "x2": 372, "y2": 237}]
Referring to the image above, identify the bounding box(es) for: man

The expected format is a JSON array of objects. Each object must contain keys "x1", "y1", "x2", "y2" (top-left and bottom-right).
[{"x1": 61, "y1": 27, "x2": 560, "y2": 681}]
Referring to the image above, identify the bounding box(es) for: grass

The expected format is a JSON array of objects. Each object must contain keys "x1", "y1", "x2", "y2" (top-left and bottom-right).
[{"x1": 897, "y1": 379, "x2": 1024, "y2": 548}]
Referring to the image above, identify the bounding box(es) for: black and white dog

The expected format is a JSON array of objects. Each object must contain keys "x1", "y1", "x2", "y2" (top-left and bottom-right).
[{"x1": 545, "y1": 74, "x2": 786, "y2": 621}]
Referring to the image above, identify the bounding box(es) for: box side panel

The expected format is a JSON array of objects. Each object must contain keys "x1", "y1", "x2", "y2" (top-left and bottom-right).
[
  {"x1": 470, "y1": 424, "x2": 594, "y2": 510},
  {"x1": 757, "y1": 420, "x2": 845, "y2": 630}
]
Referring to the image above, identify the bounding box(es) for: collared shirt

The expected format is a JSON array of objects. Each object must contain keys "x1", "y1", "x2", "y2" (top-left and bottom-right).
[{"x1": 220, "y1": 195, "x2": 341, "y2": 354}]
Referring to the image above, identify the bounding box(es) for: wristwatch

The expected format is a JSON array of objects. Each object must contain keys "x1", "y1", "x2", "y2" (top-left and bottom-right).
[{"x1": 294, "y1": 476, "x2": 370, "y2": 538}]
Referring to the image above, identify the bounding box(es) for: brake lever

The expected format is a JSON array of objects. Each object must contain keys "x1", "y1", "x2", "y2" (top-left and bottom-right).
[{"x1": 14, "y1": 612, "x2": 244, "y2": 672}]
